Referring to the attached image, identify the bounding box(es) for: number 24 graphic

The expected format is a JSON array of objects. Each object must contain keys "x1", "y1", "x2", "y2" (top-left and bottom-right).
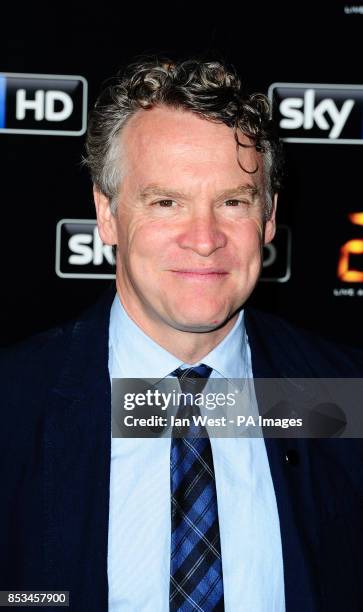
[{"x1": 337, "y1": 213, "x2": 363, "y2": 282}]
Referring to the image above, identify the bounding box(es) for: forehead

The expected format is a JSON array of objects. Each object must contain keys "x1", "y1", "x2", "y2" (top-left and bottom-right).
[{"x1": 119, "y1": 105, "x2": 265, "y2": 188}]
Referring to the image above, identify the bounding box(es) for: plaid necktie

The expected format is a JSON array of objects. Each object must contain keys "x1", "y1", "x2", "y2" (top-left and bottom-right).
[{"x1": 169, "y1": 364, "x2": 225, "y2": 611}]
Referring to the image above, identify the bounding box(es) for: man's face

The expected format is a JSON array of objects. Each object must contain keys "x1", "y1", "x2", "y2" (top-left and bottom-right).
[{"x1": 96, "y1": 106, "x2": 276, "y2": 334}]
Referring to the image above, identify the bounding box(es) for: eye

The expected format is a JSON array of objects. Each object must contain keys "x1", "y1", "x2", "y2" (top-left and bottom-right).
[
  {"x1": 153, "y1": 199, "x2": 175, "y2": 207},
  {"x1": 225, "y1": 199, "x2": 248, "y2": 207}
]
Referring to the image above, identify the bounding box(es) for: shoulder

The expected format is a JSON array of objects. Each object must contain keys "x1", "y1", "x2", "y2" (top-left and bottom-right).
[
  {"x1": 0, "y1": 321, "x2": 79, "y2": 452},
  {"x1": 0, "y1": 284, "x2": 116, "y2": 411},
  {"x1": 245, "y1": 307, "x2": 363, "y2": 377},
  {"x1": 0, "y1": 322, "x2": 74, "y2": 406},
  {"x1": 0, "y1": 283, "x2": 116, "y2": 395}
]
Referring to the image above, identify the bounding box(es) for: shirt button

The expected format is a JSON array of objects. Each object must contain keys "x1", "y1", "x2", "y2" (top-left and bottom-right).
[{"x1": 284, "y1": 449, "x2": 299, "y2": 466}]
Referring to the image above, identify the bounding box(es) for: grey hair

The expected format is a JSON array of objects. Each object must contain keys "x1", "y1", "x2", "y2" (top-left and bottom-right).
[{"x1": 83, "y1": 56, "x2": 284, "y2": 219}]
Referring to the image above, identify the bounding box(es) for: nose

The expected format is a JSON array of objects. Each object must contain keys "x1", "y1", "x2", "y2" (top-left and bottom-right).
[{"x1": 177, "y1": 210, "x2": 227, "y2": 256}]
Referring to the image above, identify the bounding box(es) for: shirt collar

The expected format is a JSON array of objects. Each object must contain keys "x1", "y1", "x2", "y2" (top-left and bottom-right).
[
  {"x1": 109, "y1": 293, "x2": 248, "y2": 380},
  {"x1": 199, "y1": 310, "x2": 248, "y2": 379}
]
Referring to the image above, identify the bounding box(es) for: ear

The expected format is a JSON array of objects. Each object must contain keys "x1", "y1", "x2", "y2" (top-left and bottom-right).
[
  {"x1": 93, "y1": 186, "x2": 117, "y2": 246},
  {"x1": 264, "y1": 193, "x2": 278, "y2": 244}
]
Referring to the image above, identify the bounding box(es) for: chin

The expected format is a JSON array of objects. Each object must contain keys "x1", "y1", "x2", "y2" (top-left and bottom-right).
[
  {"x1": 173, "y1": 322, "x2": 224, "y2": 334},
  {"x1": 169, "y1": 310, "x2": 231, "y2": 333}
]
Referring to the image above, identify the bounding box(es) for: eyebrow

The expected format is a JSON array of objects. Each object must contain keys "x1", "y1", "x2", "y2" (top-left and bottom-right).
[{"x1": 138, "y1": 184, "x2": 260, "y2": 201}]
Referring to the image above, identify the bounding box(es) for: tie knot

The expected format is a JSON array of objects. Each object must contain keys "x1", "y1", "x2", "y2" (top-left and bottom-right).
[{"x1": 170, "y1": 364, "x2": 212, "y2": 395}]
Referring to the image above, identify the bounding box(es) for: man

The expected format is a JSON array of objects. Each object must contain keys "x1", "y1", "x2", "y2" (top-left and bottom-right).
[{"x1": 1, "y1": 57, "x2": 363, "y2": 612}]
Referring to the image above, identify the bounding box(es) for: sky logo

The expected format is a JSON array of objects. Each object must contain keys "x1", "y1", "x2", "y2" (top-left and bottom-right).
[
  {"x1": 0, "y1": 72, "x2": 87, "y2": 136},
  {"x1": 269, "y1": 83, "x2": 363, "y2": 144},
  {"x1": 56, "y1": 219, "x2": 115, "y2": 279},
  {"x1": 261, "y1": 225, "x2": 291, "y2": 283}
]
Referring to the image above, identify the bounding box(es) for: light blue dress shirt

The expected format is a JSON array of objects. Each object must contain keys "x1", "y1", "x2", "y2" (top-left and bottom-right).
[{"x1": 108, "y1": 293, "x2": 286, "y2": 611}]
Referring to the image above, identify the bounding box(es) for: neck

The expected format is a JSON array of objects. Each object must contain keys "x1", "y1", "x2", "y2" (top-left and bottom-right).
[{"x1": 116, "y1": 285, "x2": 238, "y2": 364}]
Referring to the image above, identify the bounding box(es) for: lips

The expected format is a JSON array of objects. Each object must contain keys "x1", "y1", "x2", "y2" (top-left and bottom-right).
[
  {"x1": 169, "y1": 268, "x2": 228, "y2": 280},
  {"x1": 171, "y1": 268, "x2": 228, "y2": 274}
]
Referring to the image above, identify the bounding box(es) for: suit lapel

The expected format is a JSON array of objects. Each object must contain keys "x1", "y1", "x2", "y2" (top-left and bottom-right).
[
  {"x1": 44, "y1": 284, "x2": 116, "y2": 611},
  {"x1": 245, "y1": 308, "x2": 322, "y2": 612}
]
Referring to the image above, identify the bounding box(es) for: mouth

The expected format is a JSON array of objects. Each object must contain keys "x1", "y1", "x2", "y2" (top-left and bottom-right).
[{"x1": 169, "y1": 268, "x2": 229, "y2": 281}]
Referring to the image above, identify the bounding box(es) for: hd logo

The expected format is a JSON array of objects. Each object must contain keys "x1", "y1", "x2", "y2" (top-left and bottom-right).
[
  {"x1": 56, "y1": 219, "x2": 291, "y2": 282},
  {"x1": 268, "y1": 83, "x2": 363, "y2": 144},
  {"x1": 0, "y1": 72, "x2": 87, "y2": 135}
]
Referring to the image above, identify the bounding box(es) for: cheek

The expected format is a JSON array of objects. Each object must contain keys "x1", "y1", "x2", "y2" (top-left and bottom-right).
[
  {"x1": 124, "y1": 221, "x2": 176, "y2": 270},
  {"x1": 231, "y1": 222, "x2": 264, "y2": 263},
  {"x1": 117, "y1": 216, "x2": 164, "y2": 254}
]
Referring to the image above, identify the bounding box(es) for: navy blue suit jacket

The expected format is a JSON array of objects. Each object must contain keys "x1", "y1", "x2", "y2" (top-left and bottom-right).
[{"x1": 1, "y1": 283, "x2": 363, "y2": 611}]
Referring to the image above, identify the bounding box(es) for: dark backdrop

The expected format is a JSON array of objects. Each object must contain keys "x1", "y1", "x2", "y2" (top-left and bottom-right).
[{"x1": 1, "y1": 2, "x2": 362, "y2": 348}]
